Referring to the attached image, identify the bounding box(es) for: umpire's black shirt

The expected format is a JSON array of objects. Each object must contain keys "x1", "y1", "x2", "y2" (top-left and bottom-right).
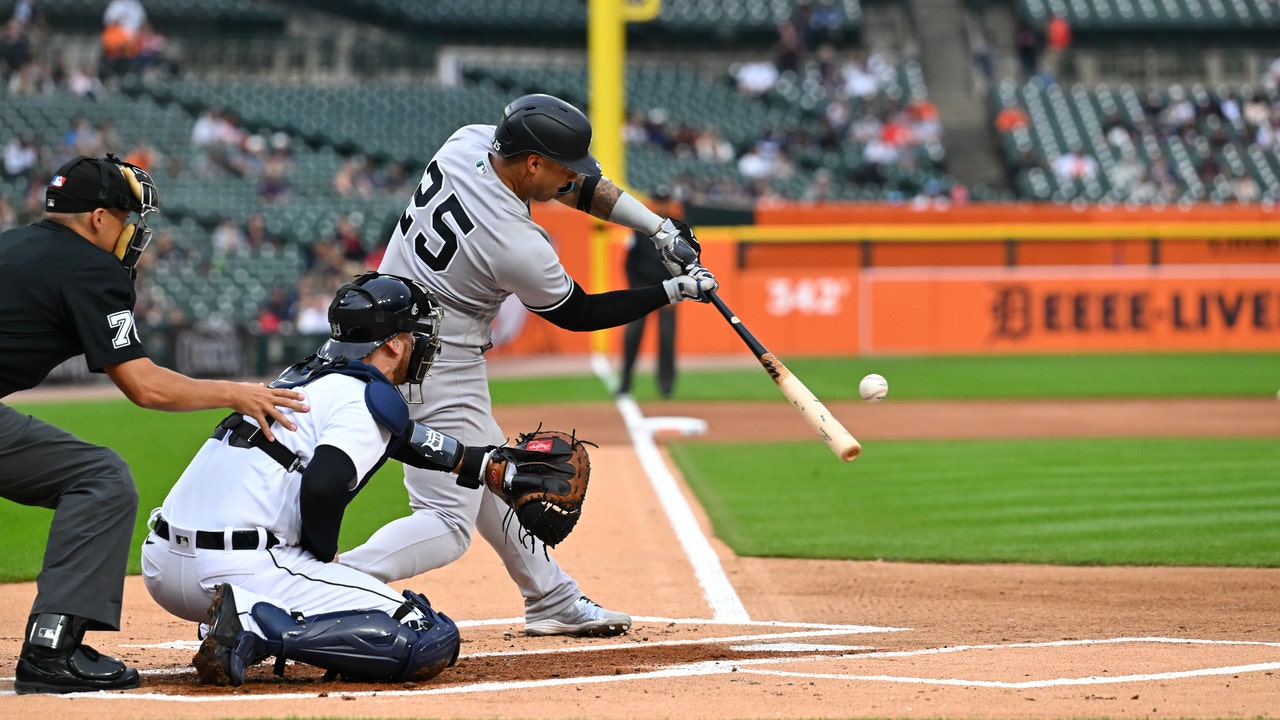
[{"x1": 0, "y1": 219, "x2": 147, "y2": 398}]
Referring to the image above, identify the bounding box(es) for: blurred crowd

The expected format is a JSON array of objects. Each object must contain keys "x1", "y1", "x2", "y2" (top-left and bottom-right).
[
  {"x1": 994, "y1": 68, "x2": 1280, "y2": 204},
  {"x1": 623, "y1": 0, "x2": 947, "y2": 205}
]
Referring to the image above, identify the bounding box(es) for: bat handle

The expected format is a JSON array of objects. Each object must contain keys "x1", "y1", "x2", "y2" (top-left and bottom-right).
[{"x1": 705, "y1": 290, "x2": 769, "y2": 360}]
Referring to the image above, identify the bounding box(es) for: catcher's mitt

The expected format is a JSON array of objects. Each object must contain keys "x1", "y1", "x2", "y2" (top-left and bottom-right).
[{"x1": 483, "y1": 428, "x2": 594, "y2": 549}]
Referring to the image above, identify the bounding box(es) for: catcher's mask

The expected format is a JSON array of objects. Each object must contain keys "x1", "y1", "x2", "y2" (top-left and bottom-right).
[
  {"x1": 320, "y1": 272, "x2": 443, "y2": 398},
  {"x1": 46, "y1": 153, "x2": 159, "y2": 280}
]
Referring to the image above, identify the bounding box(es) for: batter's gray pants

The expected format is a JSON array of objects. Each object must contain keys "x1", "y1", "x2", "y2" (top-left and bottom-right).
[{"x1": 0, "y1": 403, "x2": 138, "y2": 631}]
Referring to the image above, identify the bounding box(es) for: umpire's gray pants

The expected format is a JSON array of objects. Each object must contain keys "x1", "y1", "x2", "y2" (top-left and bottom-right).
[{"x1": 0, "y1": 403, "x2": 137, "y2": 631}]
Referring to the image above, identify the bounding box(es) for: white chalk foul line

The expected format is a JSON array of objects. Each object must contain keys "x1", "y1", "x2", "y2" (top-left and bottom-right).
[
  {"x1": 739, "y1": 661, "x2": 1280, "y2": 688},
  {"x1": 592, "y1": 353, "x2": 750, "y2": 623}
]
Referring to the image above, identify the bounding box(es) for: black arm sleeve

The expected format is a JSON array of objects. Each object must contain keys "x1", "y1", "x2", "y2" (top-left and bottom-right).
[
  {"x1": 536, "y1": 281, "x2": 670, "y2": 332},
  {"x1": 298, "y1": 445, "x2": 357, "y2": 562}
]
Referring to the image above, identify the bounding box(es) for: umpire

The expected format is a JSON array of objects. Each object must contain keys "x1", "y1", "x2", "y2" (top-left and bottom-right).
[
  {"x1": 0, "y1": 154, "x2": 308, "y2": 694},
  {"x1": 617, "y1": 185, "x2": 680, "y2": 398}
]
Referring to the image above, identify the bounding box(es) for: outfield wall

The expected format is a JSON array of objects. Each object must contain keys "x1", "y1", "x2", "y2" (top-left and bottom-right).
[{"x1": 480, "y1": 202, "x2": 1280, "y2": 359}]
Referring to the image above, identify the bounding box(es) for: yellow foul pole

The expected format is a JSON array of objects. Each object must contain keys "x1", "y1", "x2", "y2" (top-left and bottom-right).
[{"x1": 587, "y1": 0, "x2": 661, "y2": 353}]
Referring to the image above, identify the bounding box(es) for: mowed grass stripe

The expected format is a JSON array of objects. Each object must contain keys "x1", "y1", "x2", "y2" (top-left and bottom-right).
[{"x1": 669, "y1": 437, "x2": 1280, "y2": 567}]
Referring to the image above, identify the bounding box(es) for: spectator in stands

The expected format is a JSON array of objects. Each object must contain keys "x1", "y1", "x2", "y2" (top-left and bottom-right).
[
  {"x1": 332, "y1": 154, "x2": 377, "y2": 197},
  {"x1": 374, "y1": 160, "x2": 411, "y2": 197},
  {"x1": 840, "y1": 50, "x2": 878, "y2": 100},
  {"x1": 773, "y1": 20, "x2": 805, "y2": 74},
  {"x1": 1014, "y1": 20, "x2": 1042, "y2": 81},
  {"x1": 693, "y1": 124, "x2": 734, "y2": 163},
  {"x1": 813, "y1": 42, "x2": 841, "y2": 91},
  {"x1": 1144, "y1": 157, "x2": 1180, "y2": 201},
  {"x1": 1042, "y1": 12, "x2": 1070, "y2": 81},
  {"x1": 1264, "y1": 56, "x2": 1280, "y2": 96},
  {"x1": 734, "y1": 59, "x2": 778, "y2": 97},
  {"x1": 1160, "y1": 85, "x2": 1196, "y2": 136},
  {"x1": 257, "y1": 153, "x2": 293, "y2": 204},
  {"x1": 10, "y1": 0, "x2": 40, "y2": 28},
  {"x1": 99, "y1": 16, "x2": 139, "y2": 81},
  {"x1": 63, "y1": 114, "x2": 102, "y2": 157},
  {"x1": 808, "y1": 0, "x2": 844, "y2": 46},
  {"x1": 134, "y1": 21, "x2": 178, "y2": 77},
  {"x1": 1227, "y1": 166, "x2": 1260, "y2": 203},
  {"x1": 1052, "y1": 147, "x2": 1098, "y2": 182},
  {"x1": 2, "y1": 132, "x2": 39, "y2": 181},
  {"x1": 96, "y1": 119, "x2": 124, "y2": 155},
  {"x1": 642, "y1": 108, "x2": 674, "y2": 151},
  {"x1": 103, "y1": 0, "x2": 146, "y2": 37},
  {"x1": 802, "y1": 167, "x2": 838, "y2": 202},
  {"x1": 292, "y1": 283, "x2": 333, "y2": 335},
  {"x1": 243, "y1": 211, "x2": 280, "y2": 252},
  {"x1": 122, "y1": 141, "x2": 160, "y2": 174},
  {"x1": 850, "y1": 105, "x2": 883, "y2": 144},
  {"x1": 255, "y1": 285, "x2": 297, "y2": 335},
  {"x1": 63, "y1": 61, "x2": 103, "y2": 99},
  {"x1": 790, "y1": 0, "x2": 819, "y2": 51},
  {"x1": 994, "y1": 101, "x2": 1029, "y2": 133},
  {"x1": 855, "y1": 136, "x2": 896, "y2": 186},
  {"x1": 0, "y1": 196, "x2": 17, "y2": 232},
  {"x1": 330, "y1": 213, "x2": 367, "y2": 264},
  {"x1": 0, "y1": 18, "x2": 32, "y2": 80},
  {"x1": 305, "y1": 235, "x2": 360, "y2": 279},
  {"x1": 1109, "y1": 144, "x2": 1145, "y2": 198},
  {"x1": 211, "y1": 215, "x2": 248, "y2": 256},
  {"x1": 908, "y1": 97, "x2": 941, "y2": 143}
]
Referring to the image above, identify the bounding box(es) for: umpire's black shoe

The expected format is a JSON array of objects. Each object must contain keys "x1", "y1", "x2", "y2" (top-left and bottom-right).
[{"x1": 14, "y1": 613, "x2": 140, "y2": 694}]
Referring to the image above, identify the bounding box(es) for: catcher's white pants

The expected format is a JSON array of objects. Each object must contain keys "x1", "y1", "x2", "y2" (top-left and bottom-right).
[
  {"x1": 140, "y1": 531, "x2": 423, "y2": 636},
  {"x1": 340, "y1": 353, "x2": 581, "y2": 620}
]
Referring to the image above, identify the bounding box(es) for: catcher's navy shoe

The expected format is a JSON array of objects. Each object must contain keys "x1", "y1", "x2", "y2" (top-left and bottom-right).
[
  {"x1": 524, "y1": 596, "x2": 630, "y2": 637},
  {"x1": 193, "y1": 584, "x2": 269, "y2": 686}
]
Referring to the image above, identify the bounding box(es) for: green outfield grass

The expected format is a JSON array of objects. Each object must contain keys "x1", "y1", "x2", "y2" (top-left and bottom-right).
[
  {"x1": 1, "y1": 352, "x2": 1276, "y2": 582},
  {"x1": 670, "y1": 437, "x2": 1280, "y2": 566},
  {"x1": 629, "y1": 352, "x2": 1280, "y2": 402}
]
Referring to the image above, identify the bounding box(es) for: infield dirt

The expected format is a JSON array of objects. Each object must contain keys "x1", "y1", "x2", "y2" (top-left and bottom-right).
[{"x1": 1, "y1": 398, "x2": 1277, "y2": 718}]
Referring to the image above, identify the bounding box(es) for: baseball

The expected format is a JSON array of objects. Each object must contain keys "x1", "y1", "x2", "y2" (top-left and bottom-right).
[{"x1": 859, "y1": 373, "x2": 888, "y2": 402}]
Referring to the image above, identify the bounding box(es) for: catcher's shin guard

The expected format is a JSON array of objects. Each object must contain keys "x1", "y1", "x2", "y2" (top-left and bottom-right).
[{"x1": 251, "y1": 599, "x2": 460, "y2": 682}]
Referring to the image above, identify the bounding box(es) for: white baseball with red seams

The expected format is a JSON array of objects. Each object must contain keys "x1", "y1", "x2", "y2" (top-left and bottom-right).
[{"x1": 859, "y1": 373, "x2": 888, "y2": 402}]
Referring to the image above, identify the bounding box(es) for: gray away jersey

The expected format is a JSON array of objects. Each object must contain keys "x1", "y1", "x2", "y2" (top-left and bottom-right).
[{"x1": 378, "y1": 125, "x2": 574, "y2": 353}]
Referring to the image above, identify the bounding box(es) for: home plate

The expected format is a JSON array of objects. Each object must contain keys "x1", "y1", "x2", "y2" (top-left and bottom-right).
[{"x1": 644, "y1": 416, "x2": 708, "y2": 436}]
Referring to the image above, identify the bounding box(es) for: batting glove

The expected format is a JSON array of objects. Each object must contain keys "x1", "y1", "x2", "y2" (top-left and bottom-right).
[
  {"x1": 663, "y1": 266, "x2": 717, "y2": 304},
  {"x1": 649, "y1": 218, "x2": 702, "y2": 277}
]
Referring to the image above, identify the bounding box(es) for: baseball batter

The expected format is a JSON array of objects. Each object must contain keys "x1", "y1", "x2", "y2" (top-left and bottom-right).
[
  {"x1": 142, "y1": 273, "x2": 576, "y2": 685},
  {"x1": 343, "y1": 94, "x2": 714, "y2": 635}
]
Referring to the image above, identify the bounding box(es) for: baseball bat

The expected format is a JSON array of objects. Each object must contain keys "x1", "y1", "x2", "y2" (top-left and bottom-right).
[{"x1": 706, "y1": 290, "x2": 861, "y2": 461}]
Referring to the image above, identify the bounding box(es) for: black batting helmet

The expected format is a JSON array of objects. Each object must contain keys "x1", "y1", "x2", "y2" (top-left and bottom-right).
[
  {"x1": 491, "y1": 94, "x2": 601, "y2": 177},
  {"x1": 320, "y1": 272, "x2": 443, "y2": 385}
]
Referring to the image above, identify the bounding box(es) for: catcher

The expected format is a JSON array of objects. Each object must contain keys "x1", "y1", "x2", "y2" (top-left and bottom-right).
[{"x1": 141, "y1": 272, "x2": 592, "y2": 687}]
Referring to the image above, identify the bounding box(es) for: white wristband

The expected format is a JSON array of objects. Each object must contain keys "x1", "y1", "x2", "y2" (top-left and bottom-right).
[{"x1": 608, "y1": 192, "x2": 664, "y2": 235}]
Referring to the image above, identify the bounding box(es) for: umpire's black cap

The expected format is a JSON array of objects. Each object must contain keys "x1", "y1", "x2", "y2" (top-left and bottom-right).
[{"x1": 45, "y1": 155, "x2": 146, "y2": 214}]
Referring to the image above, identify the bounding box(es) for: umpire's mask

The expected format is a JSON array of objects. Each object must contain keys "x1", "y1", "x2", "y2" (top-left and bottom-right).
[{"x1": 46, "y1": 153, "x2": 160, "y2": 280}]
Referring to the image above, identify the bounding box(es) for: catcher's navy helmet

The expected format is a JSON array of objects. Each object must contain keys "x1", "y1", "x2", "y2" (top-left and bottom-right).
[
  {"x1": 321, "y1": 272, "x2": 443, "y2": 385},
  {"x1": 491, "y1": 94, "x2": 601, "y2": 177}
]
